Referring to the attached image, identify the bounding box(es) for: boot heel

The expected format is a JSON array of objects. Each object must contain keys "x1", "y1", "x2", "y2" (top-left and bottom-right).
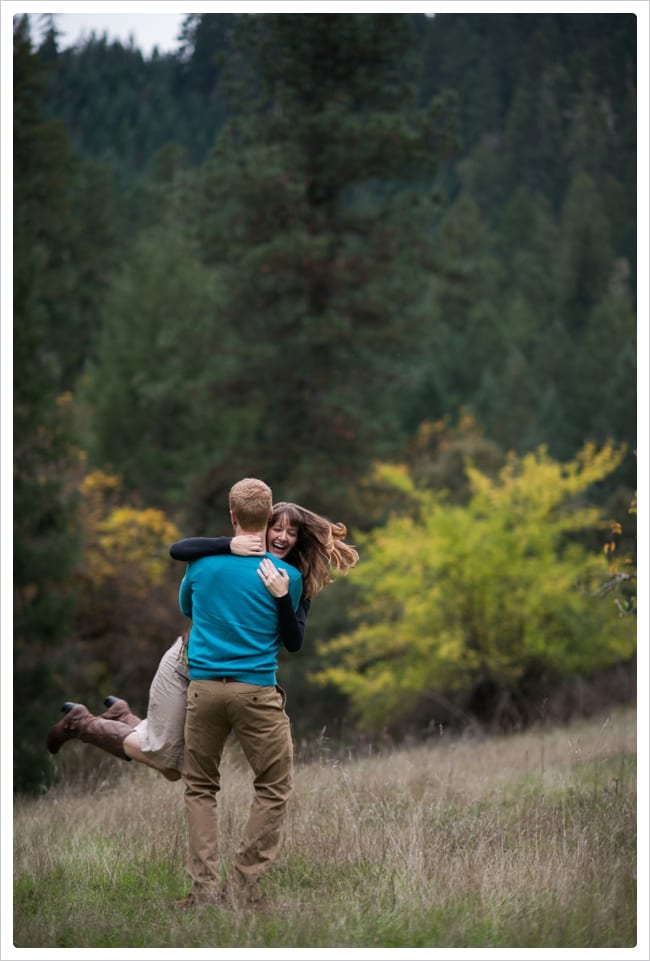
[{"x1": 100, "y1": 697, "x2": 142, "y2": 728}]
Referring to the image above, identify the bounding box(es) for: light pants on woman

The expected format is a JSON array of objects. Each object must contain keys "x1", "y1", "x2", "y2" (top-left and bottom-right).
[
  {"x1": 135, "y1": 635, "x2": 189, "y2": 772},
  {"x1": 182, "y1": 678, "x2": 293, "y2": 904}
]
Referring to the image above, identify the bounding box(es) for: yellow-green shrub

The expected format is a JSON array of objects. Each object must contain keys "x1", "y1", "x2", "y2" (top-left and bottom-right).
[{"x1": 314, "y1": 443, "x2": 635, "y2": 729}]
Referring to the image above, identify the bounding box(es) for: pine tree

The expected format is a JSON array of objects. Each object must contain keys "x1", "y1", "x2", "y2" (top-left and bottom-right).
[
  {"x1": 184, "y1": 13, "x2": 458, "y2": 525},
  {"x1": 87, "y1": 218, "x2": 229, "y2": 503},
  {"x1": 13, "y1": 16, "x2": 81, "y2": 791}
]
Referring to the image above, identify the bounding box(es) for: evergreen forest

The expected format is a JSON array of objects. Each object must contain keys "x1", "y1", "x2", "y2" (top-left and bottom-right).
[{"x1": 13, "y1": 12, "x2": 638, "y2": 792}]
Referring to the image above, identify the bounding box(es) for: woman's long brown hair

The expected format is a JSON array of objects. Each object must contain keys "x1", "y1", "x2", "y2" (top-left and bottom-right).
[{"x1": 270, "y1": 502, "x2": 359, "y2": 599}]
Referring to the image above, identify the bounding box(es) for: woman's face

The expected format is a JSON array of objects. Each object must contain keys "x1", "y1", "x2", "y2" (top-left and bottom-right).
[{"x1": 266, "y1": 513, "x2": 299, "y2": 559}]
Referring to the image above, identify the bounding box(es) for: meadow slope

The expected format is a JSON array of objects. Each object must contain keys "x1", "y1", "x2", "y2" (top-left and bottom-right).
[{"x1": 13, "y1": 707, "x2": 636, "y2": 949}]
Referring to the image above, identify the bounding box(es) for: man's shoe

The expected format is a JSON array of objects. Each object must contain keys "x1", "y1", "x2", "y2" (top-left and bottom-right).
[
  {"x1": 222, "y1": 881, "x2": 270, "y2": 909},
  {"x1": 172, "y1": 895, "x2": 198, "y2": 910},
  {"x1": 172, "y1": 893, "x2": 221, "y2": 910},
  {"x1": 250, "y1": 894, "x2": 272, "y2": 910}
]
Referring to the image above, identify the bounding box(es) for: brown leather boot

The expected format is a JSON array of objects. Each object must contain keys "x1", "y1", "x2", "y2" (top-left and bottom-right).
[
  {"x1": 46, "y1": 703, "x2": 133, "y2": 760},
  {"x1": 46, "y1": 703, "x2": 88, "y2": 754},
  {"x1": 101, "y1": 696, "x2": 142, "y2": 728}
]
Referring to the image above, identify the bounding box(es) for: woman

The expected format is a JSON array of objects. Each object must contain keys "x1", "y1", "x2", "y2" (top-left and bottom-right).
[{"x1": 46, "y1": 503, "x2": 359, "y2": 779}]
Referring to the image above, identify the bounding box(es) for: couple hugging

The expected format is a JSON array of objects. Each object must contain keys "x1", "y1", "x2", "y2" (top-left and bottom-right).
[{"x1": 46, "y1": 477, "x2": 359, "y2": 909}]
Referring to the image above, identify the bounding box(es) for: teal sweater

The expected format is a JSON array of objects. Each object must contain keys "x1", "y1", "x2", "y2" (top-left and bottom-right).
[{"x1": 179, "y1": 552, "x2": 302, "y2": 686}]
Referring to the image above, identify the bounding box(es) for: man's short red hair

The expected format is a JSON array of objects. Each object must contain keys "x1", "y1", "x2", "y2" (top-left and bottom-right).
[{"x1": 229, "y1": 478, "x2": 272, "y2": 529}]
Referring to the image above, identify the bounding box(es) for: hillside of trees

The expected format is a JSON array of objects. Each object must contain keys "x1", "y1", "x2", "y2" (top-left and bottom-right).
[{"x1": 14, "y1": 12, "x2": 637, "y2": 792}]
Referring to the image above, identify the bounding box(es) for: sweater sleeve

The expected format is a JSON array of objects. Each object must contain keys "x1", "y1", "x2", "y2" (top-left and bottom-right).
[
  {"x1": 179, "y1": 571, "x2": 192, "y2": 618},
  {"x1": 170, "y1": 536, "x2": 232, "y2": 561},
  {"x1": 275, "y1": 595, "x2": 310, "y2": 653}
]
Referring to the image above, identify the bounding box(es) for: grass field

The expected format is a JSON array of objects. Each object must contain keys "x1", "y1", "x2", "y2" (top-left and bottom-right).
[{"x1": 13, "y1": 706, "x2": 637, "y2": 949}]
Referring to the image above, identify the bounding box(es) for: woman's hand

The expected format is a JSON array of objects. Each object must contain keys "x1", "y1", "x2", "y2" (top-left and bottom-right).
[
  {"x1": 257, "y1": 557, "x2": 289, "y2": 597},
  {"x1": 231, "y1": 535, "x2": 265, "y2": 556}
]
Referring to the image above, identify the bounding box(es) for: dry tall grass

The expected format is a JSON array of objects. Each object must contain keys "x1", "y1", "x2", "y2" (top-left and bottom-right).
[{"x1": 13, "y1": 707, "x2": 636, "y2": 948}]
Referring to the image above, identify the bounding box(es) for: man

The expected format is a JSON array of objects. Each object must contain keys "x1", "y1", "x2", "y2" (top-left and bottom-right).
[{"x1": 175, "y1": 478, "x2": 302, "y2": 909}]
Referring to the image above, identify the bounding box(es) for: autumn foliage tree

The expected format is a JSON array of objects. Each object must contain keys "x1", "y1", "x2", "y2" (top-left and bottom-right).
[
  {"x1": 314, "y1": 443, "x2": 636, "y2": 732},
  {"x1": 596, "y1": 489, "x2": 637, "y2": 618},
  {"x1": 65, "y1": 468, "x2": 184, "y2": 706}
]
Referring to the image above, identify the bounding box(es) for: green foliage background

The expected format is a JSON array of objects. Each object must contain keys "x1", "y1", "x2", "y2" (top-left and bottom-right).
[{"x1": 13, "y1": 12, "x2": 637, "y2": 791}]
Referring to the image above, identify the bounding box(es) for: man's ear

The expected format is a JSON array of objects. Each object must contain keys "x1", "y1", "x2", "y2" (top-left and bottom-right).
[{"x1": 230, "y1": 510, "x2": 237, "y2": 528}]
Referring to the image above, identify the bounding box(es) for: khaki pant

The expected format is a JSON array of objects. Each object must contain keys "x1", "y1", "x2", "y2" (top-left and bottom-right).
[
  {"x1": 135, "y1": 636, "x2": 188, "y2": 771},
  {"x1": 182, "y1": 679, "x2": 293, "y2": 903}
]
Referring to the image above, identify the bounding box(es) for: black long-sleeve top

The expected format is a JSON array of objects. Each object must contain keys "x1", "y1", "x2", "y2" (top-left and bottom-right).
[{"x1": 169, "y1": 536, "x2": 310, "y2": 653}]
